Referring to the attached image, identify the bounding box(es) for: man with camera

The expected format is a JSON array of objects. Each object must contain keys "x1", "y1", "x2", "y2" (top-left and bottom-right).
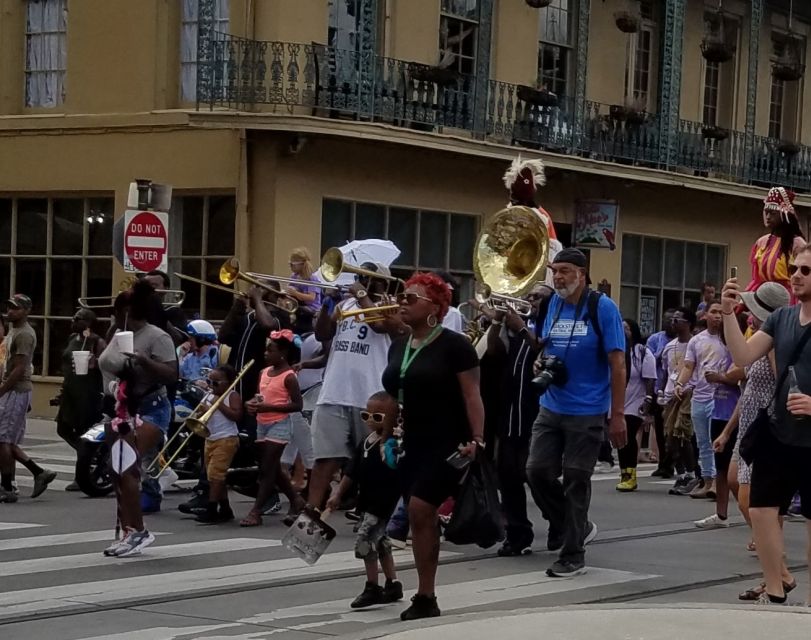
[{"x1": 526, "y1": 248, "x2": 627, "y2": 577}]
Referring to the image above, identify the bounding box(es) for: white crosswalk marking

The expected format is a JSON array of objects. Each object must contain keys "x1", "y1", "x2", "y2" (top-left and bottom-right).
[
  {"x1": 0, "y1": 538, "x2": 281, "y2": 577},
  {"x1": 0, "y1": 530, "x2": 171, "y2": 552},
  {"x1": 0, "y1": 522, "x2": 45, "y2": 531}
]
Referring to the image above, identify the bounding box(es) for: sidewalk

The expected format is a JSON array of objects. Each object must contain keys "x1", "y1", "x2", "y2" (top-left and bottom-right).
[{"x1": 348, "y1": 604, "x2": 811, "y2": 640}]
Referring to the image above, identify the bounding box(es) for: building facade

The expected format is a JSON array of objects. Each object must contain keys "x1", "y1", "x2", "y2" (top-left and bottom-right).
[{"x1": 0, "y1": 0, "x2": 809, "y2": 416}]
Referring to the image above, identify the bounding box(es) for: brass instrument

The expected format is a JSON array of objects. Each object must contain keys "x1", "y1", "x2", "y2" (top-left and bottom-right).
[
  {"x1": 337, "y1": 304, "x2": 400, "y2": 324},
  {"x1": 244, "y1": 272, "x2": 341, "y2": 293},
  {"x1": 474, "y1": 282, "x2": 533, "y2": 317},
  {"x1": 219, "y1": 258, "x2": 299, "y2": 312},
  {"x1": 473, "y1": 205, "x2": 550, "y2": 298},
  {"x1": 77, "y1": 289, "x2": 185, "y2": 310},
  {"x1": 320, "y1": 247, "x2": 405, "y2": 294},
  {"x1": 147, "y1": 360, "x2": 254, "y2": 479},
  {"x1": 458, "y1": 302, "x2": 485, "y2": 346}
]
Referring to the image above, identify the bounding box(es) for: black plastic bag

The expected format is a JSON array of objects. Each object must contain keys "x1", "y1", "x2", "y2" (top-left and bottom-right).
[{"x1": 444, "y1": 457, "x2": 504, "y2": 549}]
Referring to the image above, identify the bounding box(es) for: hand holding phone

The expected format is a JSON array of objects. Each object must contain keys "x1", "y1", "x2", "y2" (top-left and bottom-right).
[{"x1": 446, "y1": 450, "x2": 472, "y2": 470}]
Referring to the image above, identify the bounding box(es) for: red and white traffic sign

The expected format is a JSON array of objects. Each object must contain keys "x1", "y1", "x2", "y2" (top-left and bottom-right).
[{"x1": 123, "y1": 209, "x2": 169, "y2": 273}]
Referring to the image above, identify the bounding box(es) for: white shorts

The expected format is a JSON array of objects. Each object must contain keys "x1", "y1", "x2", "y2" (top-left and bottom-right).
[{"x1": 311, "y1": 403, "x2": 367, "y2": 460}]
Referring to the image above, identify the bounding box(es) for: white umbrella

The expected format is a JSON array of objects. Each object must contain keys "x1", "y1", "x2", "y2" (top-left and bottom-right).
[{"x1": 314, "y1": 239, "x2": 401, "y2": 285}]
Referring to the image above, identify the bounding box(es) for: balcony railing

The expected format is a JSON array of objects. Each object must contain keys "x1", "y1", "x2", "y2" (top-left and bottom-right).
[{"x1": 202, "y1": 36, "x2": 811, "y2": 193}]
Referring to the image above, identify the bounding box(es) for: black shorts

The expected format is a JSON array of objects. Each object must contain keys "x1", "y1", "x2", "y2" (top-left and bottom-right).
[
  {"x1": 749, "y1": 427, "x2": 811, "y2": 519},
  {"x1": 399, "y1": 449, "x2": 464, "y2": 508},
  {"x1": 711, "y1": 419, "x2": 736, "y2": 474}
]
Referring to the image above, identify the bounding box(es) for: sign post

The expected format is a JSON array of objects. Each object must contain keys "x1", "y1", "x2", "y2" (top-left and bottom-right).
[{"x1": 123, "y1": 209, "x2": 169, "y2": 273}]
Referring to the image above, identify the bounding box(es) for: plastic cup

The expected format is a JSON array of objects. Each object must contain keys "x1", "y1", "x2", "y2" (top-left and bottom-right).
[
  {"x1": 116, "y1": 330, "x2": 134, "y2": 354},
  {"x1": 72, "y1": 351, "x2": 91, "y2": 375}
]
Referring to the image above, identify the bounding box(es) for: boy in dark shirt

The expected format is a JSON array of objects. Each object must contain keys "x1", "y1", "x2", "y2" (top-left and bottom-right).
[{"x1": 327, "y1": 391, "x2": 403, "y2": 608}]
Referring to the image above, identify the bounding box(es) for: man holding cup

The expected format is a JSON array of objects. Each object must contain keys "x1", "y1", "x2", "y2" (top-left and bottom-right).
[{"x1": 0, "y1": 294, "x2": 56, "y2": 502}]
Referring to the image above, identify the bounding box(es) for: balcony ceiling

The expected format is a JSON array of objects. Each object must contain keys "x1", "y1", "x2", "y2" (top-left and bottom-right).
[{"x1": 766, "y1": 0, "x2": 811, "y2": 24}]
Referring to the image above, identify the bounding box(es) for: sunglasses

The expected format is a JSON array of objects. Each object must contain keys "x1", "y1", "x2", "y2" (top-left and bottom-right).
[
  {"x1": 789, "y1": 264, "x2": 811, "y2": 277},
  {"x1": 396, "y1": 292, "x2": 433, "y2": 306},
  {"x1": 360, "y1": 411, "x2": 387, "y2": 423}
]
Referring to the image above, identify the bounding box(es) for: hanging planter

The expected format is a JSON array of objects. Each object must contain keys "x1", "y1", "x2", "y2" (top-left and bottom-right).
[
  {"x1": 614, "y1": 11, "x2": 640, "y2": 33},
  {"x1": 525, "y1": 0, "x2": 553, "y2": 7},
  {"x1": 773, "y1": 38, "x2": 806, "y2": 81},
  {"x1": 410, "y1": 64, "x2": 459, "y2": 86},
  {"x1": 517, "y1": 85, "x2": 558, "y2": 107},
  {"x1": 702, "y1": 125, "x2": 729, "y2": 141},
  {"x1": 777, "y1": 141, "x2": 801, "y2": 155},
  {"x1": 701, "y1": 37, "x2": 735, "y2": 63},
  {"x1": 626, "y1": 110, "x2": 648, "y2": 125}
]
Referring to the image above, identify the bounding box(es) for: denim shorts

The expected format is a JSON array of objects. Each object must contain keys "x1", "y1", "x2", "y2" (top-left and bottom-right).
[
  {"x1": 138, "y1": 393, "x2": 171, "y2": 433},
  {"x1": 256, "y1": 414, "x2": 293, "y2": 443}
]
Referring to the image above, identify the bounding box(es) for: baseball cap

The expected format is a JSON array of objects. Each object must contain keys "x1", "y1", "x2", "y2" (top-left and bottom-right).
[
  {"x1": 6, "y1": 294, "x2": 32, "y2": 311},
  {"x1": 360, "y1": 262, "x2": 391, "y2": 278},
  {"x1": 739, "y1": 281, "x2": 790, "y2": 323}
]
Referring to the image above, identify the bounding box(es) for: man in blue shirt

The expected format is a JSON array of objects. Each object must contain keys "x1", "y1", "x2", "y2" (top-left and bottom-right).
[{"x1": 526, "y1": 248, "x2": 627, "y2": 577}]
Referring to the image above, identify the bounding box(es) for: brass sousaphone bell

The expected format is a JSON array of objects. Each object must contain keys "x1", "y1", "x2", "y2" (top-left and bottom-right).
[{"x1": 473, "y1": 205, "x2": 550, "y2": 300}]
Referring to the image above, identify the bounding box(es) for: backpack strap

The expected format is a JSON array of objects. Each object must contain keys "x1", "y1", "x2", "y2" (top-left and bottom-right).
[{"x1": 585, "y1": 289, "x2": 604, "y2": 355}]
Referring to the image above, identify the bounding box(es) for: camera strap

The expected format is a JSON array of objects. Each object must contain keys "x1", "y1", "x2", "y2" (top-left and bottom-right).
[{"x1": 547, "y1": 288, "x2": 590, "y2": 361}]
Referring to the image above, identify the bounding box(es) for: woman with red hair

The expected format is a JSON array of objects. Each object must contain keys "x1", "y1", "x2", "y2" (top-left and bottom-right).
[{"x1": 382, "y1": 272, "x2": 484, "y2": 621}]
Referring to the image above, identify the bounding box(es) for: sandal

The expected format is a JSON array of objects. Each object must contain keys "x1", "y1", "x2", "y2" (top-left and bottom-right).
[
  {"x1": 746, "y1": 541, "x2": 757, "y2": 553},
  {"x1": 739, "y1": 580, "x2": 796, "y2": 601},
  {"x1": 239, "y1": 510, "x2": 262, "y2": 527},
  {"x1": 282, "y1": 499, "x2": 307, "y2": 527}
]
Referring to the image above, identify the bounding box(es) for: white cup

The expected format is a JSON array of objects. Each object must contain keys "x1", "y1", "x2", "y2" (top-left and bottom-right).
[
  {"x1": 72, "y1": 351, "x2": 91, "y2": 375},
  {"x1": 116, "y1": 330, "x2": 134, "y2": 354}
]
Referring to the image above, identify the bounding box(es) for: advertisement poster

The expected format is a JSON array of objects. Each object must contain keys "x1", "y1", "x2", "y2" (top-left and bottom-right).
[
  {"x1": 574, "y1": 200, "x2": 619, "y2": 250},
  {"x1": 639, "y1": 295, "x2": 657, "y2": 337}
]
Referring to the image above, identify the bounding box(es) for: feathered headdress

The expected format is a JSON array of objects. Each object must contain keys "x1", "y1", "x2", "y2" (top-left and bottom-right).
[
  {"x1": 503, "y1": 156, "x2": 546, "y2": 205},
  {"x1": 763, "y1": 186, "x2": 797, "y2": 224}
]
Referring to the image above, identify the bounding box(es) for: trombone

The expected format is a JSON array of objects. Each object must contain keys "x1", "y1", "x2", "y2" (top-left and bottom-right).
[
  {"x1": 321, "y1": 247, "x2": 405, "y2": 295},
  {"x1": 474, "y1": 283, "x2": 533, "y2": 317},
  {"x1": 244, "y1": 272, "x2": 342, "y2": 293},
  {"x1": 147, "y1": 360, "x2": 254, "y2": 479},
  {"x1": 77, "y1": 289, "x2": 186, "y2": 310},
  {"x1": 337, "y1": 304, "x2": 400, "y2": 324},
  {"x1": 219, "y1": 258, "x2": 299, "y2": 312}
]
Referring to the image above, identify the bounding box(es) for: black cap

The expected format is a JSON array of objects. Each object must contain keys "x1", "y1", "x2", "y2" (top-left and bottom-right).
[{"x1": 552, "y1": 248, "x2": 588, "y2": 268}]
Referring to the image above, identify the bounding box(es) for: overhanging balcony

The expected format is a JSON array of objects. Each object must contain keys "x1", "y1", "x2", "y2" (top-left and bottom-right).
[{"x1": 200, "y1": 35, "x2": 811, "y2": 193}]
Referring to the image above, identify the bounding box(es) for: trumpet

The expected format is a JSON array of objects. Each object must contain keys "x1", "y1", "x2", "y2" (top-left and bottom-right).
[
  {"x1": 338, "y1": 304, "x2": 400, "y2": 324},
  {"x1": 474, "y1": 283, "x2": 532, "y2": 317},
  {"x1": 320, "y1": 247, "x2": 405, "y2": 295},
  {"x1": 147, "y1": 360, "x2": 254, "y2": 479},
  {"x1": 77, "y1": 289, "x2": 186, "y2": 310},
  {"x1": 458, "y1": 302, "x2": 485, "y2": 346}
]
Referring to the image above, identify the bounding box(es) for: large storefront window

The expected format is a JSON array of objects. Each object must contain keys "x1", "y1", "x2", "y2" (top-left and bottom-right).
[
  {"x1": 167, "y1": 195, "x2": 236, "y2": 323},
  {"x1": 620, "y1": 233, "x2": 726, "y2": 335},
  {"x1": 321, "y1": 199, "x2": 478, "y2": 302},
  {"x1": 0, "y1": 196, "x2": 114, "y2": 376}
]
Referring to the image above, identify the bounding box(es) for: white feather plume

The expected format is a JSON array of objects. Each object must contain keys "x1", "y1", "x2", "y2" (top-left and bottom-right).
[{"x1": 502, "y1": 156, "x2": 546, "y2": 190}]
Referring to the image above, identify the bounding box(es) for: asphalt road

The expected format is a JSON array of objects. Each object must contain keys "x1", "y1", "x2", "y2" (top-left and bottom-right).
[{"x1": 0, "y1": 419, "x2": 808, "y2": 640}]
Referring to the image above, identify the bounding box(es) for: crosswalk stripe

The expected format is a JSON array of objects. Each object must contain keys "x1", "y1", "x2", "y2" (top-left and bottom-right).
[
  {"x1": 0, "y1": 530, "x2": 171, "y2": 552},
  {"x1": 14, "y1": 475, "x2": 72, "y2": 491},
  {"x1": 0, "y1": 537, "x2": 281, "y2": 577},
  {"x1": 16, "y1": 462, "x2": 76, "y2": 475},
  {"x1": 240, "y1": 567, "x2": 660, "y2": 632},
  {"x1": 0, "y1": 548, "x2": 461, "y2": 621},
  {"x1": 0, "y1": 522, "x2": 45, "y2": 532}
]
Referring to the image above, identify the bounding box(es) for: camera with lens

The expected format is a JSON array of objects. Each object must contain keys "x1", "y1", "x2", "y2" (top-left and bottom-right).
[{"x1": 532, "y1": 355, "x2": 568, "y2": 394}]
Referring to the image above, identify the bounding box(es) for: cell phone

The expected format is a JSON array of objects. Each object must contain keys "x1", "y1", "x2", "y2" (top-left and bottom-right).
[
  {"x1": 730, "y1": 266, "x2": 738, "y2": 279},
  {"x1": 446, "y1": 450, "x2": 472, "y2": 470}
]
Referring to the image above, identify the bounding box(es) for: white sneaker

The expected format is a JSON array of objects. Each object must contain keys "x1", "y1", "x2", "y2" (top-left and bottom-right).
[
  {"x1": 584, "y1": 521, "x2": 598, "y2": 545},
  {"x1": 694, "y1": 514, "x2": 730, "y2": 529},
  {"x1": 594, "y1": 461, "x2": 613, "y2": 474},
  {"x1": 103, "y1": 529, "x2": 133, "y2": 556},
  {"x1": 158, "y1": 467, "x2": 179, "y2": 493}
]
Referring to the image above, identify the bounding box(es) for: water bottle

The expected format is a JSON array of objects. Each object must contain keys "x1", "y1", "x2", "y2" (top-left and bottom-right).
[{"x1": 788, "y1": 366, "x2": 803, "y2": 423}]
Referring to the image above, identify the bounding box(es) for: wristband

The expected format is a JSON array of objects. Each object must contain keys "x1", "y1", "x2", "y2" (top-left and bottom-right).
[{"x1": 721, "y1": 310, "x2": 734, "y2": 316}]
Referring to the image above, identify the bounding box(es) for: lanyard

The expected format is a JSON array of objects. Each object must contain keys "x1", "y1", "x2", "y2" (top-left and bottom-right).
[
  {"x1": 398, "y1": 325, "x2": 442, "y2": 404},
  {"x1": 546, "y1": 289, "x2": 589, "y2": 361}
]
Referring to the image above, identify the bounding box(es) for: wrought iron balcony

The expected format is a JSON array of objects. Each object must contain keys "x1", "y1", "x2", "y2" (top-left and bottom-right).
[{"x1": 202, "y1": 35, "x2": 811, "y2": 192}]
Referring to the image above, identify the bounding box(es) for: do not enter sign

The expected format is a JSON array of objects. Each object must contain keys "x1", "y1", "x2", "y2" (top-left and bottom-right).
[{"x1": 123, "y1": 209, "x2": 169, "y2": 273}]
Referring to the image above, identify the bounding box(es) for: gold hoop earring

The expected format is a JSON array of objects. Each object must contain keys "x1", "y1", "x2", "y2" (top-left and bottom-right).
[{"x1": 427, "y1": 314, "x2": 438, "y2": 328}]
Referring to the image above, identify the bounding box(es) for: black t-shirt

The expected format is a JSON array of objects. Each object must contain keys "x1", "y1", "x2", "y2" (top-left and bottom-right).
[
  {"x1": 382, "y1": 329, "x2": 479, "y2": 456},
  {"x1": 345, "y1": 436, "x2": 401, "y2": 519}
]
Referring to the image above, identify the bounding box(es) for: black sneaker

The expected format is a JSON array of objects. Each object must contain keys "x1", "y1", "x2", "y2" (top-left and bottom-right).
[
  {"x1": 218, "y1": 506, "x2": 235, "y2": 522},
  {"x1": 400, "y1": 593, "x2": 441, "y2": 621},
  {"x1": 31, "y1": 469, "x2": 57, "y2": 498},
  {"x1": 497, "y1": 540, "x2": 532, "y2": 556},
  {"x1": 178, "y1": 492, "x2": 208, "y2": 515},
  {"x1": 345, "y1": 508, "x2": 362, "y2": 522},
  {"x1": 382, "y1": 579, "x2": 403, "y2": 603},
  {"x1": 546, "y1": 559, "x2": 586, "y2": 577},
  {"x1": 668, "y1": 476, "x2": 689, "y2": 495},
  {"x1": 350, "y1": 582, "x2": 384, "y2": 608},
  {"x1": 584, "y1": 521, "x2": 598, "y2": 545}
]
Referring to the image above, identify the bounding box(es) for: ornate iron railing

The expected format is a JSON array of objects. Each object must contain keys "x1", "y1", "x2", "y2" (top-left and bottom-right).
[{"x1": 203, "y1": 34, "x2": 811, "y2": 192}]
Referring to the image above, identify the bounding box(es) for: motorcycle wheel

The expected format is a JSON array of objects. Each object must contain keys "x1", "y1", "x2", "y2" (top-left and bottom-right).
[{"x1": 75, "y1": 440, "x2": 114, "y2": 497}]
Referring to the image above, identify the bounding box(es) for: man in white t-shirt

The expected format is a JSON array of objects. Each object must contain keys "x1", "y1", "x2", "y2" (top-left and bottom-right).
[
  {"x1": 435, "y1": 270, "x2": 465, "y2": 334},
  {"x1": 308, "y1": 263, "x2": 407, "y2": 510}
]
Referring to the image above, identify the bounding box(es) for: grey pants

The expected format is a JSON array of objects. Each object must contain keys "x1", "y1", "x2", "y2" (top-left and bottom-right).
[{"x1": 526, "y1": 407, "x2": 604, "y2": 564}]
